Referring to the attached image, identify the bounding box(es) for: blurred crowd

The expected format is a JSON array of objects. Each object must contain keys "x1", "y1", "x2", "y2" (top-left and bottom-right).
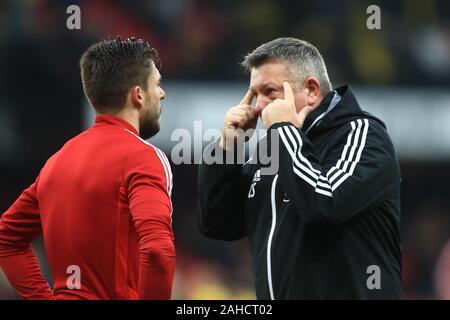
[
  {"x1": 1, "y1": 0, "x2": 449, "y2": 84},
  {"x1": 0, "y1": 0, "x2": 449, "y2": 299}
]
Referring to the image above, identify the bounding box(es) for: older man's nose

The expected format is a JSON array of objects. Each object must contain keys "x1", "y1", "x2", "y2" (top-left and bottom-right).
[{"x1": 255, "y1": 97, "x2": 270, "y2": 114}]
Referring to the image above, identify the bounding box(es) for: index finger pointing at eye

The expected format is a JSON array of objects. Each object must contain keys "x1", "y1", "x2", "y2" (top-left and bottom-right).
[
  {"x1": 282, "y1": 81, "x2": 295, "y2": 103},
  {"x1": 240, "y1": 89, "x2": 254, "y2": 106}
]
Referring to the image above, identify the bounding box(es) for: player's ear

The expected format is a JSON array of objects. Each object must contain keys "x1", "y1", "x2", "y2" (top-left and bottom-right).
[
  {"x1": 305, "y1": 77, "x2": 321, "y2": 105},
  {"x1": 130, "y1": 85, "x2": 144, "y2": 110}
]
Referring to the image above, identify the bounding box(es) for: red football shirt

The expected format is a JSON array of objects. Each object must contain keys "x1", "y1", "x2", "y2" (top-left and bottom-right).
[{"x1": 0, "y1": 115, "x2": 175, "y2": 300}]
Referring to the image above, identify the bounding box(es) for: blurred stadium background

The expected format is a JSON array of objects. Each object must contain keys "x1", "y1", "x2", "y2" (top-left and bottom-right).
[{"x1": 0, "y1": 0, "x2": 449, "y2": 299}]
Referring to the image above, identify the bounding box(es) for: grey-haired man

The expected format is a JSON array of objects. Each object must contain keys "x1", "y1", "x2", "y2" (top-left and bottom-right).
[{"x1": 198, "y1": 38, "x2": 402, "y2": 299}]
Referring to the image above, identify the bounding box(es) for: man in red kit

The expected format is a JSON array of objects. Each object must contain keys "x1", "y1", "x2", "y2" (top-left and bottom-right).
[{"x1": 0, "y1": 37, "x2": 175, "y2": 300}]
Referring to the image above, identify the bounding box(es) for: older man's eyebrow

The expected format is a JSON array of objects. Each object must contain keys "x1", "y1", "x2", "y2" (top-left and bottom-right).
[
  {"x1": 249, "y1": 80, "x2": 281, "y2": 94},
  {"x1": 262, "y1": 81, "x2": 281, "y2": 89}
]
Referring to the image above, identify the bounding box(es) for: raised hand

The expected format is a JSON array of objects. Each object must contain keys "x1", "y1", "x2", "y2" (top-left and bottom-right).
[
  {"x1": 261, "y1": 81, "x2": 313, "y2": 129},
  {"x1": 220, "y1": 89, "x2": 259, "y2": 150}
]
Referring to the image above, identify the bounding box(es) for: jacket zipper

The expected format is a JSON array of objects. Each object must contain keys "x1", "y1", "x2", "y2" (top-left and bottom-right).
[{"x1": 267, "y1": 174, "x2": 278, "y2": 300}]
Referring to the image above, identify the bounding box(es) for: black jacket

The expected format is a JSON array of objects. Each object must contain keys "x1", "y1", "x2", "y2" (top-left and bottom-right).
[{"x1": 198, "y1": 86, "x2": 402, "y2": 299}]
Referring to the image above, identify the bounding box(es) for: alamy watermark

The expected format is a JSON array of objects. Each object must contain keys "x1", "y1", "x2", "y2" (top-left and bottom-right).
[
  {"x1": 366, "y1": 265, "x2": 381, "y2": 290},
  {"x1": 66, "y1": 4, "x2": 379, "y2": 31},
  {"x1": 170, "y1": 122, "x2": 280, "y2": 175},
  {"x1": 66, "y1": 265, "x2": 81, "y2": 289},
  {"x1": 66, "y1": 5, "x2": 81, "y2": 30},
  {"x1": 366, "y1": 5, "x2": 381, "y2": 30}
]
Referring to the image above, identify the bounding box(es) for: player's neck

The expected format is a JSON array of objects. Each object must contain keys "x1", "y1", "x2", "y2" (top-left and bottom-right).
[{"x1": 113, "y1": 108, "x2": 140, "y2": 134}]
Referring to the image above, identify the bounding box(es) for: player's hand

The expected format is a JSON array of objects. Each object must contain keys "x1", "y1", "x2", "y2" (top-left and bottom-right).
[
  {"x1": 261, "y1": 81, "x2": 313, "y2": 129},
  {"x1": 220, "y1": 89, "x2": 258, "y2": 150}
]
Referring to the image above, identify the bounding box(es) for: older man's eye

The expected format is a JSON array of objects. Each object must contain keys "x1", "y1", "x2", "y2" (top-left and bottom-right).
[{"x1": 267, "y1": 88, "x2": 278, "y2": 97}]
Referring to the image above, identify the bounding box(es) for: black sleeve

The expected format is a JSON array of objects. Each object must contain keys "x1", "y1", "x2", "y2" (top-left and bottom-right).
[
  {"x1": 270, "y1": 118, "x2": 399, "y2": 224},
  {"x1": 197, "y1": 142, "x2": 249, "y2": 241}
]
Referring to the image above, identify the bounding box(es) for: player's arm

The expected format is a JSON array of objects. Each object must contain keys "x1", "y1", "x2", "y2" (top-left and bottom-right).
[
  {"x1": 0, "y1": 176, "x2": 55, "y2": 300},
  {"x1": 125, "y1": 147, "x2": 175, "y2": 300},
  {"x1": 198, "y1": 90, "x2": 257, "y2": 241}
]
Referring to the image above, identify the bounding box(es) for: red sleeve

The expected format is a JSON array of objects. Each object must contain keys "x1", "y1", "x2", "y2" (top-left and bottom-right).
[
  {"x1": 124, "y1": 146, "x2": 175, "y2": 300},
  {"x1": 0, "y1": 177, "x2": 55, "y2": 300}
]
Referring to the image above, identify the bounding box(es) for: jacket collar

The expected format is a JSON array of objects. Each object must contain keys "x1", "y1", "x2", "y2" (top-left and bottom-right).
[
  {"x1": 93, "y1": 114, "x2": 139, "y2": 136},
  {"x1": 301, "y1": 85, "x2": 384, "y2": 136},
  {"x1": 302, "y1": 89, "x2": 341, "y2": 134}
]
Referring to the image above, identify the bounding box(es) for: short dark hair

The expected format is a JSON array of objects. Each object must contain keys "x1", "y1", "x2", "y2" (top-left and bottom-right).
[
  {"x1": 80, "y1": 37, "x2": 160, "y2": 113},
  {"x1": 242, "y1": 37, "x2": 332, "y2": 94}
]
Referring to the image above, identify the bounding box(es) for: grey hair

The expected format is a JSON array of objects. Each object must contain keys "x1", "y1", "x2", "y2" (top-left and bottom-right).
[{"x1": 241, "y1": 37, "x2": 332, "y2": 95}]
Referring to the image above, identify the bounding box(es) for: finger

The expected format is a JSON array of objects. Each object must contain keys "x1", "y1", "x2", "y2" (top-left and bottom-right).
[
  {"x1": 229, "y1": 114, "x2": 246, "y2": 127},
  {"x1": 261, "y1": 109, "x2": 270, "y2": 129},
  {"x1": 242, "y1": 105, "x2": 257, "y2": 120},
  {"x1": 260, "y1": 107, "x2": 267, "y2": 120},
  {"x1": 230, "y1": 108, "x2": 248, "y2": 120},
  {"x1": 233, "y1": 106, "x2": 256, "y2": 121},
  {"x1": 240, "y1": 89, "x2": 254, "y2": 106},
  {"x1": 297, "y1": 106, "x2": 313, "y2": 122},
  {"x1": 282, "y1": 81, "x2": 295, "y2": 104},
  {"x1": 229, "y1": 114, "x2": 245, "y2": 123},
  {"x1": 241, "y1": 104, "x2": 260, "y2": 118}
]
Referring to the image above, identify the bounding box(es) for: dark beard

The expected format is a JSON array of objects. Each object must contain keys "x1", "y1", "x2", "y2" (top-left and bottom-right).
[{"x1": 139, "y1": 116, "x2": 160, "y2": 140}]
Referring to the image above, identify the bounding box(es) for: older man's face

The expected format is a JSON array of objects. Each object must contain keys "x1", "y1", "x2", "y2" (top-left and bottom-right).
[{"x1": 249, "y1": 59, "x2": 310, "y2": 116}]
